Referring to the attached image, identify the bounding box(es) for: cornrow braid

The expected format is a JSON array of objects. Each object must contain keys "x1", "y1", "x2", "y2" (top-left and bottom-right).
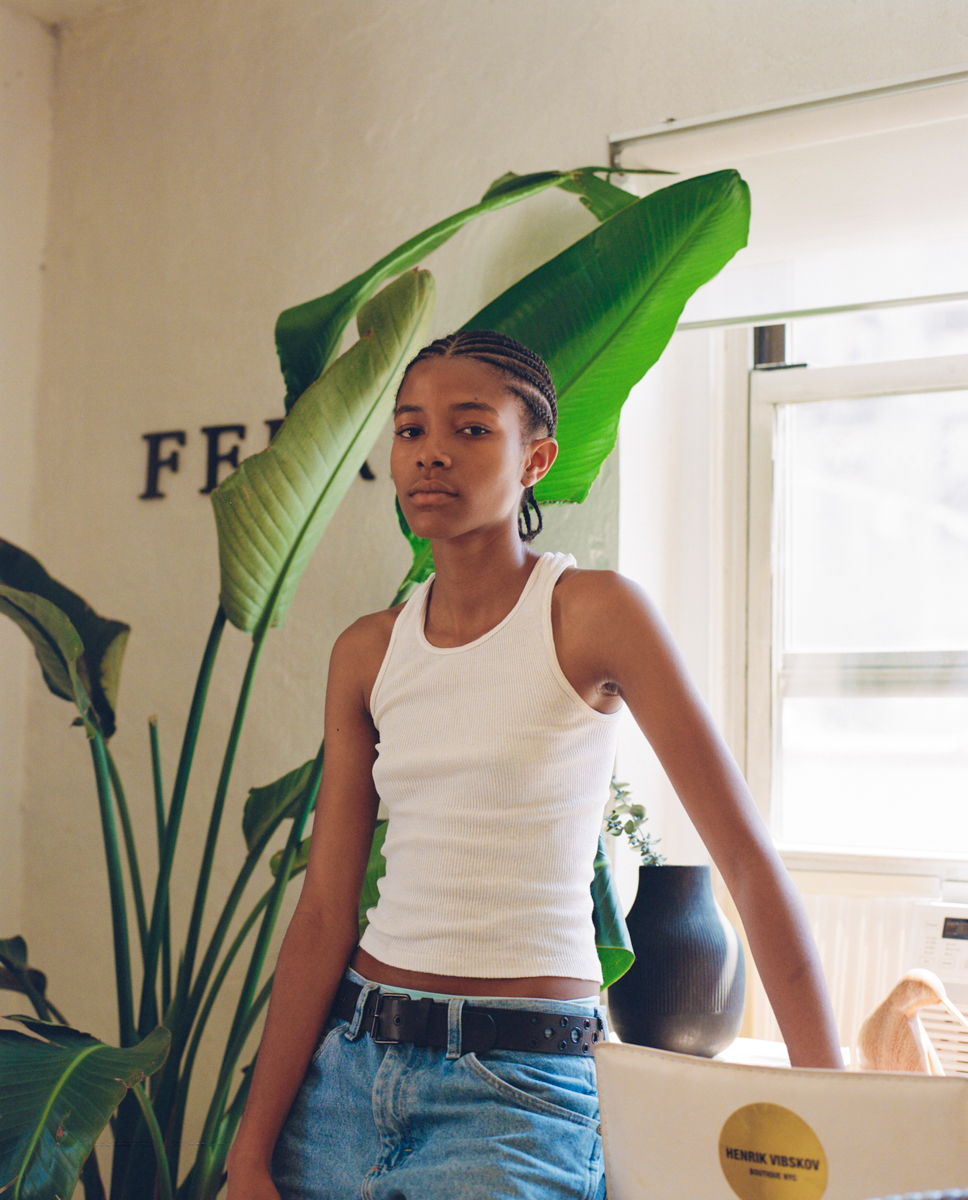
[{"x1": 399, "y1": 330, "x2": 558, "y2": 542}]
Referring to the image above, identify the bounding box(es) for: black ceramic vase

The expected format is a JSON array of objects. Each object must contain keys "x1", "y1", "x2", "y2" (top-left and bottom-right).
[{"x1": 607, "y1": 864, "x2": 745, "y2": 1057}]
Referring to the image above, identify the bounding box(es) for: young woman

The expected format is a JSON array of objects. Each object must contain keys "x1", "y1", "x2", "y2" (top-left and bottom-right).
[{"x1": 226, "y1": 331, "x2": 841, "y2": 1200}]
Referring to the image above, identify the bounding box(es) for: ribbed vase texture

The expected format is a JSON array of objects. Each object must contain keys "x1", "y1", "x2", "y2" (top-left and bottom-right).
[{"x1": 607, "y1": 865, "x2": 745, "y2": 1057}]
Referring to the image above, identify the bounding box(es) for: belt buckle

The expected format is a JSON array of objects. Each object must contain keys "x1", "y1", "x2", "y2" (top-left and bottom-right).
[{"x1": 369, "y1": 991, "x2": 412, "y2": 1044}]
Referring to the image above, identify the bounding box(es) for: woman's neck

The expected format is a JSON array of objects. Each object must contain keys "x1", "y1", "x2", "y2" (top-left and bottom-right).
[{"x1": 423, "y1": 525, "x2": 541, "y2": 648}]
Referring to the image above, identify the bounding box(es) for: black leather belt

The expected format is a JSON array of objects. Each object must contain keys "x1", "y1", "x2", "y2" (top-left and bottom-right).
[{"x1": 332, "y1": 979, "x2": 605, "y2": 1057}]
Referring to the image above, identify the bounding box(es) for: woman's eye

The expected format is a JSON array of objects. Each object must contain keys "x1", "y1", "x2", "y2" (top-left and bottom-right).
[
  {"x1": 394, "y1": 426, "x2": 421, "y2": 439},
  {"x1": 460, "y1": 424, "x2": 489, "y2": 436}
]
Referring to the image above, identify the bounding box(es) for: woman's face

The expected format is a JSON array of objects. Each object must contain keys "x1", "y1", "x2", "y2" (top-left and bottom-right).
[{"x1": 391, "y1": 356, "x2": 557, "y2": 544}]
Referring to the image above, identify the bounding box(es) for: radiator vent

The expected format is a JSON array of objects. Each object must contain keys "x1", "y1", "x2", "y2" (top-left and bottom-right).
[
  {"x1": 919, "y1": 1003, "x2": 968, "y2": 1078},
  {"x1": 744, "y1": 874, "x2": 961, "y2": 1064}
]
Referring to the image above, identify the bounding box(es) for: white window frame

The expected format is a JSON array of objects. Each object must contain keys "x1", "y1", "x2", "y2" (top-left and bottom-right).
[{"x1": 743, "y1": 349, "x2": 968, "y2": 879}]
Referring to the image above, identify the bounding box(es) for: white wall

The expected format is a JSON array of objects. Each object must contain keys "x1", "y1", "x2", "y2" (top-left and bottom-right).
[
  {"x1": 13, "y1": 0, "x2": 968, "y2": 1170},
  {"x1": 0, "y1": 4, "x2": 53, "y2": 939}
]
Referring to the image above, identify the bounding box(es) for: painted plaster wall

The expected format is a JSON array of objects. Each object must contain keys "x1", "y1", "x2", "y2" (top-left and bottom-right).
[
  {"x1": 0, "y1": 4, "x2": 53, "y2": 937},
  {"x1": 14, "y1": 0, "x2": 968, "y2": 1165}
]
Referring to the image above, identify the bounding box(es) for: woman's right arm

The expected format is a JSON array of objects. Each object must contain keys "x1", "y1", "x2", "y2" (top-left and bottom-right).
[{"x1": 225, "y1": 620, "x2": 384, "y2": 1199}]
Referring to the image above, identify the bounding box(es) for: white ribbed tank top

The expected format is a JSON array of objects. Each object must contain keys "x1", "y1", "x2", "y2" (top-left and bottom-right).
[{"x1": 359, "y1": 551, "x2": 620, "y2": 982}]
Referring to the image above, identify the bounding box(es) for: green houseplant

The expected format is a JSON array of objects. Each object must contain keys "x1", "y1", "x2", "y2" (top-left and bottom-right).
[{"x1": 0, "y1": 164, "x2": 749, "y2": 1200}]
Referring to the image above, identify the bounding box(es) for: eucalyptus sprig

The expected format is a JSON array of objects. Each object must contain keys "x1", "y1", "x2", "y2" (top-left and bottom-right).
[{"x1": 605, "y1": 777, "x2": 666, "y2": 866}]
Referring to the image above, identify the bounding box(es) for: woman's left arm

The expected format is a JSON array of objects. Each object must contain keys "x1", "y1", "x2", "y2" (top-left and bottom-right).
[{"x1": 566, "y1": 572, "x2": 842, "y2": 1068}]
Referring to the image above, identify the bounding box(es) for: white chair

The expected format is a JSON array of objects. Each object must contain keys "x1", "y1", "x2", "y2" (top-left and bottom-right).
[{"x1": 595, "y1": 1041, "x2": 968, "y2": 1200}]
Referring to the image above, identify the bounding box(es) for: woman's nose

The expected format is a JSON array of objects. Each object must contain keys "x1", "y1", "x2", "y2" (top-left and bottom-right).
[{"x1": 416, "y1": 445, "x2": 451, "y2": 468}]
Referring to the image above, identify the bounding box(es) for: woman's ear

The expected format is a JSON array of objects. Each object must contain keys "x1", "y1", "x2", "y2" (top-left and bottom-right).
[{"x1": 522, "y1": 437, "x2": 558, "y2": 487}]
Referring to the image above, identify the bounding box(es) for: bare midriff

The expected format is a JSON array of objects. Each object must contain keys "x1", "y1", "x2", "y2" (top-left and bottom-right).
[{"x1": 351, "y1": 947, "x2": 599, "y2": 999}]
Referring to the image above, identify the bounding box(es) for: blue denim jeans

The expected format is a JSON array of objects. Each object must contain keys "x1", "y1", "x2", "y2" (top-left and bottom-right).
[{"x1": 270, "y1": 968, "x2": 608, "y2": 1200}]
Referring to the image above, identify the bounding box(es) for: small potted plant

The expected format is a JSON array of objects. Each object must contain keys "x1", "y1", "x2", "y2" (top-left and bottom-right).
[{"x1": 604, "y1": 779, "x2": 746, "y2": 1057}]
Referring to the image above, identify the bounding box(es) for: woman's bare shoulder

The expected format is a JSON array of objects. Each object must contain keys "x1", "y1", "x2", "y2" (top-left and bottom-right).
[
  {"x1": 553, "y1": 566, "x2": 653, "y2": 621},
  {"x1": 329, "y1": 604, "x2": 406, "y2": 707},
  {"x1": 335, "y1": 604, "x2": 404, "y2": 651}
]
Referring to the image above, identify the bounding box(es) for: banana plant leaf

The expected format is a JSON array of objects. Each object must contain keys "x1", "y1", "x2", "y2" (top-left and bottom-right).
[
  {"x1": 0, "y1": 939, "x2": 59, "y2": 1024},
  {"x1": 267, "y1": 819, "x2": 387, "y2": 941},
  {"x1": 242, "y1": 759, "x2": 317, "y2": 852},
  {"x1": 466, "y1": 169, "x2": 751, "y2": 504},
  {"x1": 0, "y1": 541, "x2": 129, "y2": 738},
  {"x1": 357, "y1": 820, "x2": 388, "y2": 939},
  {"x1": 0, "y1": 1017, "x2": 169, "y2": 1200},
  {"x1": 0, "y1": 584, "x2": 96, "y2": 737},
  {"x1": 274, "y1": 167, "x2": 662, "y2": 410},
  {"x1": 389, "y1": 499, "x2": 434, "y2": 608},
  {"x1": 534, "y1": 170, "x2": 641, "y2": 223},
  {"x1": 592, "y1": 835, "x2": 634, "y2": 989},
  {"x1": 212, "y1": 269, "x2": 435, "y2": 634}
]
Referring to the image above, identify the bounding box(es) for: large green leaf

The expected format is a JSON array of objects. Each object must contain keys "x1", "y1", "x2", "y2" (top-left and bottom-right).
[
  {"x1": 0, "y1": 1018, "x2": 169, "y2": 1200},
  {"x1": 591, "y1": 836, "x2": 634, "y2": 989},
  {"x1": 273, "y1": 168, "x2": 664, "y2": 410},
  {"x1": 389, "y1": 499, "x2": 434, "y2": 608},
  {"x1": 0, "y1": 939, "x2": 54, "y2": 1022},
  {"x1": 357, "y1": 820, "x2": 388, "y2": 939},
  {"x1": 0, "y1": 542, "x2": 129, "y2": 738},
  {"x1": 213, "y1": 269, "x2": 435, "y2": 634},
  {"x1": 266, "y1": 818, "x2": 387, "y2": 941},
  {"x1": 242, "y1": 759, "x2": 316, "y2": 852},
  {"x1": 0, "y1": 585, "x2": 95, "y2": 736},
  {"x1": 465, "y1": 169, "x2": 751, "y2": 503}
]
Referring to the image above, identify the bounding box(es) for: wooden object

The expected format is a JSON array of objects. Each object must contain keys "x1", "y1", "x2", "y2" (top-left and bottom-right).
[{"x1": 856, "y1": 968, "x2": 968, "y2": 1074}]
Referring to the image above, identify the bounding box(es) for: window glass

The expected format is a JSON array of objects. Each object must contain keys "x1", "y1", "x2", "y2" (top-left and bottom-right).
[
  {"x1": 790, "y1": 299, "x2": 968, "y2": 368},
  {"x1": 778, "y1": 696, "x2": 968, "y2": 854},
  {"x1": 782, "y1": 390, "x2": 968, "y2": 652}
]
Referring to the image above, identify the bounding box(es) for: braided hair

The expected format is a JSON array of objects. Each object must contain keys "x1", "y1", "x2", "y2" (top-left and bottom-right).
[{"x1": 398, "y1": 330, "x2": 558, "y2": 542}]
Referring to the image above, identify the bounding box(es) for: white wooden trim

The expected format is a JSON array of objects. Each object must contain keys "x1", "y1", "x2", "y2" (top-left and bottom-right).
[
  {"x1": 708, "y1": 327, "x2": 751, "y2": 772},
  {"x1": 609, "y1": 64, "x2": 968, "y2": 155},
  {"x1": 745, "y1": 367, "x2": 774, "y2": 819},
  {"x1": 781, "y1": 848, "x2": 968, "y2": 882},
  {"x1": 781, "y1": 651, "x2": 968, "y2": 696},
  {"x1": 751, "y1": 353, "x2": 968, "y2": 407}
]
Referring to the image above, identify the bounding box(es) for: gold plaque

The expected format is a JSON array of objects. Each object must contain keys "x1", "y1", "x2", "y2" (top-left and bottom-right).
[{"x1": 719, "y1": 1102, "x2": 828, "y2": 1200}]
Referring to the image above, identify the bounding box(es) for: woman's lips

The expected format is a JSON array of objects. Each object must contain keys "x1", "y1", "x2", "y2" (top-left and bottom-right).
[{"x1": 409, "y1": 480, "x2": 456, "y2": 501}]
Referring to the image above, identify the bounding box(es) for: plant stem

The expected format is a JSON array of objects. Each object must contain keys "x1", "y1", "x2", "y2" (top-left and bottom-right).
[
  {"x1": 46, "y1": 998, "x2": 69, "y2": 1024},
  {"x1": 153, "y1": 802, "x2": 311, "y2": 1181},
  {"x1": 130, "y1": 1082, "x2": 174, "y2": 1200},
  {"x1": 4, "y1": 960, "x2": 53, "y2": 1022},
  {"x1": 139, "y1": 606, "x2": 227, "y2": 1037},
  {"x1": 176, "y1": 628, "x2": 267, "y2": 1007},
  {"x1": 189, "y1": 741, "x2": 323, "y2": 1200},
  {"x1": 193, "y1": 978, "x2": 273, "y2": 1200},
  {"x1": 106, "y1": 747, "x2": 149, "y2": 958},
  {"x1": 216, "y1": 1054, "x2": 256, "y2": 1164},
  {"x1": 89, "y1": 733, "x2": 136, "y2": 1047},
  {"x1": 140, "y1": 626, "x2": 269, "y2": 1186},
  {"x1": 149, "y1": 718, "x2": 173, "y2": 1017},
  {"x1": 81, "y1": 1147, "x2": 106, "y2": 1200},
  {"x1": 165, "y1": 889, "x2": 271, "y2": 1185}
]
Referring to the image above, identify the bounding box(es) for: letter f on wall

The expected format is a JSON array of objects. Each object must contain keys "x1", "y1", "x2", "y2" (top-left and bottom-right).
[{"x1": 140, "y1": 430, "x2": 187, "y2": 499}]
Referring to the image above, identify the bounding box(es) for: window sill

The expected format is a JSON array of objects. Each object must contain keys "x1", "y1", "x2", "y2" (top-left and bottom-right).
[{"x1": 777, "y1": 844, "x2": 968, "y2": 885}]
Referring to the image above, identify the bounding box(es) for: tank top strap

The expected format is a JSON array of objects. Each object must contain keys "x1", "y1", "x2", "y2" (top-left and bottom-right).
[
  {"x1": 369, "y1": 575, "x2": 433, "y2": 715},
  {"x1": 513, "y1": 550, "x2": 576, "y2": 627}
]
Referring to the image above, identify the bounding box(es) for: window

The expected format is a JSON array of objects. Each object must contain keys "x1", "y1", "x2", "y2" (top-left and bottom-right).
[
  {"x1": 613, "y1": 71, "x2": 968, "y2": 1046},
  {"x1": 748, "y1": 351, "x2": 968, "y2": 860}
]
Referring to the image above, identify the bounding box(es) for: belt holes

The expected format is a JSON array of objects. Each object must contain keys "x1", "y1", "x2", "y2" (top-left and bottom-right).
[
  {"x1": 582, "y1": 1043, "x2": 590, "y2": 1053},
  {"x1": 583, "y1": 1019, "x2": 590, "y2": 1029},
  {"x1": 558, "y1": 1039, "x2": 568, "y2": 1050},
  {"x1": 559, "y1": 1016, "x2": 569, "y2": 1028},
  {"x1": 570, "y1": 1028, "x2": 581, "y2": 1043},
  {"x1": 544, "y1": 1027, "x2": 554, "y2": 1039},
  {"x1": 529, "y1": 1037, "x2": 538, "y2": 1049},
  {"x1": 393, "y1": 1015, "x2": 402, "y2": 1025}
]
